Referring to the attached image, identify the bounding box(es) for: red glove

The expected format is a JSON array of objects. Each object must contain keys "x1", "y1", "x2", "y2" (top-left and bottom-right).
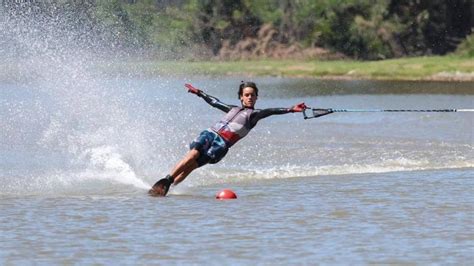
[
  {"x1": 290, "y1": 102, "x2": 307, "y2": 112},
  {"x1": 185, "y1": 83, "x2": 202, "y2": 95}
]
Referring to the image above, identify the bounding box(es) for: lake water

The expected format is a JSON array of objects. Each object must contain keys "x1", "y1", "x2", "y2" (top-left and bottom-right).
[{"x1": 1, "y1": 74, "x2": 473, "y2": 264}]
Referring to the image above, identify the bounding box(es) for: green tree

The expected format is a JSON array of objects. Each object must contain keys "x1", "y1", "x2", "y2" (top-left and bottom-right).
[
  {"x1": 387, "y1": 0, "x2": 472, "y2": 56},
  {"x1": 314, "y1": 0, "x2": 386, "y2": 59},
  {"x1": 186, "y1": 0, "x2": 261, "y2": 54}
]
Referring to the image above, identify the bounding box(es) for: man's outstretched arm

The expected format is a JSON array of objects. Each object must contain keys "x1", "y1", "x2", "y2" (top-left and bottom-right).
[
  {"x1": 185, "y1": 83, "x2": 235, "y2": 113},
  {"x1": 251, "y1": 103, "x2": 307, "y2": 125}
]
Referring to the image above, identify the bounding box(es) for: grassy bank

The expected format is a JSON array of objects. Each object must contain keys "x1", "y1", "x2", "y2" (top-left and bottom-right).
[
  {"x1": 1, "y1": 55, "x2": 472, "y2": 83},
  {"x1": 111, "y1": 55, "x2": 473, "y2": 81}
]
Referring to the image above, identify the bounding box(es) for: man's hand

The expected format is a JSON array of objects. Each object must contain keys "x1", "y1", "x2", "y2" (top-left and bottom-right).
[
  {"x1": 290, "y1": 102, "x2": 307, "y2": 112},
  {"x1": 185, "y1": 83, "x2": 202, "y2": 95}
]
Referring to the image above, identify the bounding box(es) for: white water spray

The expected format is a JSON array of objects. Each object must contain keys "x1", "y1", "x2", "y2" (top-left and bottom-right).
[{"x1": 1, "y1": 3, "x2": 157, "y2": 194}]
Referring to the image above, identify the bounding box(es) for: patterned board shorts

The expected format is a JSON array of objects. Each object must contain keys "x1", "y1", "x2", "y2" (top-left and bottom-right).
[{"x1": 190, "y1": 129, "x2": 229, "y2": 166}]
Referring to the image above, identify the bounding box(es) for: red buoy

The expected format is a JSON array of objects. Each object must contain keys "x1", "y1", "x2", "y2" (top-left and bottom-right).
[{"x1": 216, "y1": 189, "x2": 237, "y2": 200}]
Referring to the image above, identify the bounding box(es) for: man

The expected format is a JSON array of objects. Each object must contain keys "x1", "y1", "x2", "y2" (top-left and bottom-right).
[{"x1": 149, "y1": 82, "x2": 306, "y2": 196}]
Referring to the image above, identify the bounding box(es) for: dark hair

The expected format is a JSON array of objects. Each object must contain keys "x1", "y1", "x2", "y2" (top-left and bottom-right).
[{"x1": 238, "y1": 81, "x2": 258, "y2": 99}]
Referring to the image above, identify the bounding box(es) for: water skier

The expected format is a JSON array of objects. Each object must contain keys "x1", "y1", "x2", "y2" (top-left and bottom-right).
[{"x1": 149, "y1": 81, "x2": 306, "y2": 196}]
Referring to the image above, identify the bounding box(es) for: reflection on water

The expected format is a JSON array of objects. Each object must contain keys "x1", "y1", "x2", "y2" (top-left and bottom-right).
[{"x1": 256, "y1": 78, "x2": 474, "y2": 97}]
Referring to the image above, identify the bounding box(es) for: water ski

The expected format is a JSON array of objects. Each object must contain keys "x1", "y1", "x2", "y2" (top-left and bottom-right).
[{"x1": 148, "y1": 176, "x2": 174, "y2": 197}]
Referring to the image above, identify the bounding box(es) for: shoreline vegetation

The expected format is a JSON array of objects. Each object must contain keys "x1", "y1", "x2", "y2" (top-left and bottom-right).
[
  {"x1": 105, "y1": 55, "x2": 473, "y2": 82},
  {"x1": 3, "y1": 2, "x2": 473, "y2": 84}
]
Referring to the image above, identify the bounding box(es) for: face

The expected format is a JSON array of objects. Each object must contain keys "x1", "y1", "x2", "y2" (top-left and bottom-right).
[{"x1": 240, "y1": 87, "x2": 258, "y2": 108}]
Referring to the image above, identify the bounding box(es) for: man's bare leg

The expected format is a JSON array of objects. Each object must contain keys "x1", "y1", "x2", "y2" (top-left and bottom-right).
[
  {"x1": 170, "y1": 149, "x2": 200, "y2": 185},
  {"x1": 149, "y1": 149, "x2": 201, "y2": 196}
]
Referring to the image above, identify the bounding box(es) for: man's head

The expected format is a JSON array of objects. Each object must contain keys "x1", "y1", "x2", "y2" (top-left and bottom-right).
[{"x1": 238, "y1": 81, "x2": 258, "y2": 108}]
